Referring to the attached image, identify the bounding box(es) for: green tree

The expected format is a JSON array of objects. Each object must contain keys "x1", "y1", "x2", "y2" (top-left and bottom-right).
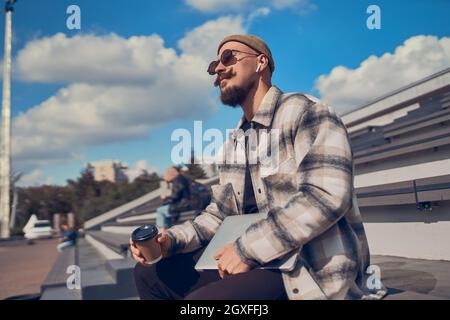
[
  {"x1": 15, "y1": 165, "x2": 162, "y2": 227},
  {"x1": 183, "y1": 152, "x2": 206, "y2": 180}
]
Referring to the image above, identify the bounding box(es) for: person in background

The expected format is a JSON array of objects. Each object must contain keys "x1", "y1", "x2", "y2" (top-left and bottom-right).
[
  {"x1": 56, "y1": 223, "x2": 78, "y2": 252},
  {"x1": 156, "y1": 167, "x2": 192, "y2": 231}
]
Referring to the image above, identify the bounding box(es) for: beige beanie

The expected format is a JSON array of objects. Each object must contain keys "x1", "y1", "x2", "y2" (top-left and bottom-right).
[{"x1": 217, "y1": 34, "x2": 275, "y2": 73}]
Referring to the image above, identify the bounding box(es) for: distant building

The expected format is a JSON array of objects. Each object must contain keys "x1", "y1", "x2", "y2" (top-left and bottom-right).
[
  {"x1": 87, "y1": 160, "x2": 128, "y2": 183},
  {"x1": 342, "y1": 68, "x2": 450, "y2": 261}
]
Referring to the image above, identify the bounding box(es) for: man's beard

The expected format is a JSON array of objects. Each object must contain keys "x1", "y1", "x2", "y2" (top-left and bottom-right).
[{"x1": 220, "y1": 80, "x2": 255, "y2": 107}]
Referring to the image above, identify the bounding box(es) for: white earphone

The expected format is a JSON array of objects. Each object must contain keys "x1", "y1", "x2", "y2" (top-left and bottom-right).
[{"x1": 256, "y1": 62, "x2": 262, "y2": 73}]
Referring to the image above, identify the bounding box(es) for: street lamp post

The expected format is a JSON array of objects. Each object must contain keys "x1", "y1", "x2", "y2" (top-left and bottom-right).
[{"x1": 0, "y1": 0, "x2": 16, "y2": 238}]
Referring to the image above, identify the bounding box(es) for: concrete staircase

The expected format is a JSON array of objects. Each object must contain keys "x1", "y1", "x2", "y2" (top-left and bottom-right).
[
  {"x1": 40, "y1": 176, "x2": 219, "y2": 300},
  {"x1": 98, "y1": 210, "x2": 198, "y2": 235},
  {"x1": 41, "y1": 238, "x2": 138, "y2": 300}
]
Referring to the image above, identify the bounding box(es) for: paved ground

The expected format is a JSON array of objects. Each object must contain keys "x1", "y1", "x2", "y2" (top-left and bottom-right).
[
  {"x1": 372, "y1": 255, "x2": 450, "y2": 299},
  {"x1": 0, "y1": 238, "x2": 59, "y2": 300}
]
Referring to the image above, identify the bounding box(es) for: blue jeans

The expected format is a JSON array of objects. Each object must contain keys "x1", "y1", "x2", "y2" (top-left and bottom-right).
[
  {"x1": 57, "y1": 241, "x2": 75, "y2": 252},
  {"x1": 156, "y1": 205, "x2": 172, "y2": 229}
]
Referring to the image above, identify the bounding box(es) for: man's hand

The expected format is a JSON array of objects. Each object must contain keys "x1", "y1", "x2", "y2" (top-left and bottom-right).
[
  {"x1": 214, "y1": 243, "x2": 252, "y2": 278},
  {"x1": 129, "y1": 230, "x2": 172, "y2": 264},
  {"x1": 156, "y1": 230, "x2": 172, "y2": 257},
  {"x1": 129, "y1": 237, "x2": 146, "y2": 264}
]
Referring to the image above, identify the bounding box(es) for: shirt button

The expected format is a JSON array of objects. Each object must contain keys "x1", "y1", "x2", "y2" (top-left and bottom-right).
[
  {"x1": 293, "y1": 288, "x2": 299, "y2": 294},
  {"x1": 237, "y1": 192, "x2": 241, "y2": 195},
  {"x1": 258, "y1": 188, "x2": 262, "y2": 194}
]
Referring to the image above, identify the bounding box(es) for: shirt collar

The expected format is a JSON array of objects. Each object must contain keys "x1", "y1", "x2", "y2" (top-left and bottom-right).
[{"x1": 235, "y1": 85, "x2": 283, "y2": 130}]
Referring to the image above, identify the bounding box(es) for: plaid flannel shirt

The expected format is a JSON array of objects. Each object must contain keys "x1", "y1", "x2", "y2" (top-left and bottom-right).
[{"x1": 167, "y1": 86, "x2": 387, "y2": 300}]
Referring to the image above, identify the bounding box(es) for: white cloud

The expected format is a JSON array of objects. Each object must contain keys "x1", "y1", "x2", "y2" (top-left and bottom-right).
[
  {"x1": 315, "y1": 35, "x2": 450, "y2": 114},
  {"x1": 185, "y1": 0, "x2": 316, "y2": 14},
  {"x1": 10, "y1": 16, "x2": 247, "y2": 171},
  {"x1": 178, "y1": 16, "x2": 245, "y2": 61},
  {"x1": 186, "y1": 0, "x2": 250, "y2": 13},
  {"x1": 246, "y1": 7, "x2": 271, "y2": 28},
  {"x1": 11, "y1": 78, "x2": 214, "y2": 167},
  {"x1": 16, "y1": 33, "x2": 178, "y2": 84},
  {"x1": 271, "y1": 0, "x2": 316, "y2": 13},
  {"x1": 125, "y1": 160, "x2": 158, "y2": 181},
  {"x1": 16, "y1": 169, "x2": 54, "y2": 187}
]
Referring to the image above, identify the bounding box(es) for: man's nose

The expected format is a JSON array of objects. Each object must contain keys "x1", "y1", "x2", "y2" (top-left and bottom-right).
[{"x1": 214, "y1": 61, "x2": 226, "y2": 75}]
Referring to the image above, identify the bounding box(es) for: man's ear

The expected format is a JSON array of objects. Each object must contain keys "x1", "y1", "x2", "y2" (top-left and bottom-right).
[{"x1": 258, "y1": 55, "x2": 269, "y2": 72}]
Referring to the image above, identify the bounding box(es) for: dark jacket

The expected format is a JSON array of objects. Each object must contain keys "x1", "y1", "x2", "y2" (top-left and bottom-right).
[{"x1": 163, "y1": 175, "x2": 192, "y2": 215}]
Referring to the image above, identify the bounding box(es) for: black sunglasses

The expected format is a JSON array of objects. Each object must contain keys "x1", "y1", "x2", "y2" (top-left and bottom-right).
[{"x1": 207, "y1": 49, "x2": 259, "y2": 75}]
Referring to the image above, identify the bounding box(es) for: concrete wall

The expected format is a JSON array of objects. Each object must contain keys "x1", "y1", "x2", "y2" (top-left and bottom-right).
[{"x1": 361, "y1": 201, "x2": 450, "y2": 261}]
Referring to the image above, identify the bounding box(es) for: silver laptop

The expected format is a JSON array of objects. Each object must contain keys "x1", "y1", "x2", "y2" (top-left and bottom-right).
[{"x1": 195, "y1": 213, "x2": 299, "y2": 272}]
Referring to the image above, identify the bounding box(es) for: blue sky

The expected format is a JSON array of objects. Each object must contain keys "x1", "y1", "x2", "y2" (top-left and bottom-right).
[{"x1": 1, "y1": 0, "x2": 449, "y2": 186}]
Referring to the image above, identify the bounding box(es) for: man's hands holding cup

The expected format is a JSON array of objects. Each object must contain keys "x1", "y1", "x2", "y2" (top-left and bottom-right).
[
  {"x1": 130, "y1": 231, "x2": 253, "y2": 278},
  {"x1": 129, "y1": 229, "x2": 171, "y2": 264}
]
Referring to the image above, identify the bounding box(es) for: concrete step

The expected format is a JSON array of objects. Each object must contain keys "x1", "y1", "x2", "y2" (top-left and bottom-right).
[
  {"x1": 41, "y1": 235, "x2": 138, "y2": 300},
  {"x1": 77, "y1": 238, "x2": 117, "y2": 299},
  {"x1": 40, "y1": 245, "x2": 81, "y2": 300},
  {"x1": 102, "y1": 210, "x2": 199, "y2": 235},
  {"x1": 117, "y1": 197, "x2": 162, "y2": 220},
  {"x1": 83, "y1": 234, "x2": 139, "y2": 299},
  {"x1": 102, "y1": 224, "x2": 148, "y2": 235},
  {"x1": 105, "y1": 258, "x2": 138, "y2": 293},
  {"x1": 105, "y1": 219, "x2": 157, "y2": 227},
  {"x1": 40, "y1": 286, "x2": 82, "y2": 300},
  {"x1": 40, "y1": 238, "x2": 137, "y2": 300},
  {"x1": 78, "y1": 238, "x2": 138, "y2": 300},
  {"x1": 116, "y1": 212, "x2": 156, "y2": 223},
  {"x1": 84, "y1": 188, "x2": 163, "y2": 230},
  {"x1": 86, "y1": 230, "x2": 130, "y2": 256}
]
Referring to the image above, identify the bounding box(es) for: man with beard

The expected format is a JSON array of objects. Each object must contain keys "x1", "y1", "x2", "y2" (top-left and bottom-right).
[{"x1": 131, "y1": 35, "x2": 386, "y2": 300}]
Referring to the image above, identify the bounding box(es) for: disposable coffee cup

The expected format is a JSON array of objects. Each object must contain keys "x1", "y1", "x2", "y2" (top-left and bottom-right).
[{"x1": 131, "y1": 225, "x2": 162, "y2": 266}]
